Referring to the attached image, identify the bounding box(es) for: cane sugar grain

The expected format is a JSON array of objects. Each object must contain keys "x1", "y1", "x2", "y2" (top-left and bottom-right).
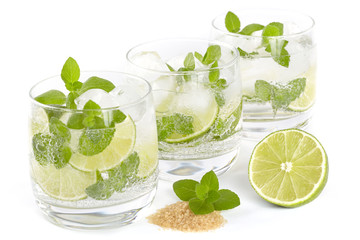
[{"x1": 147, "y1": 201, "x2": 226, "y2": 232}]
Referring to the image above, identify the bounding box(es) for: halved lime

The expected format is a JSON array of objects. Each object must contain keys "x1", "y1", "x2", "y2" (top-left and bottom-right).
[
  {"x1": 289, "y1": 66, "x2": 316, "y2": 111},
  {"x1": 31, "y1": 160, "x2": 96, "y2": 201},
  {"x1": 249, "y1": 129, "x2": 328, "y2": 207},
  {"x1": 165, "y1": 89, "x2": 219, "y2": 143},
  {"x1": 69, "y1": 116, "x2": 136, "y2": 172}
]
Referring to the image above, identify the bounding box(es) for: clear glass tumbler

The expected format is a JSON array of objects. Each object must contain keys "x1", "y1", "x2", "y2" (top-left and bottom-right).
[
  {"x1": 211, "y1": 9, "x2": 316, "y2": 139},
  {"x1": 29, "y1": 71, "x2": 158, "y2": 229},
  {"x1": 126, "y1": 39, "x2": 242, "y2": 181}
]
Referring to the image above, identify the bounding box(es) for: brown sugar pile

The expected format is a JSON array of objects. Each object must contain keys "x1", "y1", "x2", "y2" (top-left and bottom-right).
[{"x1": 147, "y1": 201, "x2": 226, "y2": 232}]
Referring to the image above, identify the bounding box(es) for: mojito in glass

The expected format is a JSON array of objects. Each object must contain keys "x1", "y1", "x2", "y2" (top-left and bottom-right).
[
  {"x1": 126, "y1": 39, "x2": 242, "y2": 180},
  {"x1": 212, "y1": 9, "x2": 316, "y2": 138},
  {"x1": 29, "y1": 58, "x2": 158, "y2": 229}
]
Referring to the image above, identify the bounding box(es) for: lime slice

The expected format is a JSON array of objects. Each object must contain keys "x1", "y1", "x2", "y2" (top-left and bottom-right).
[
  {"x1": 165, "y1": 89, "x2": 219, "y2": 143},
  {"x1": 249, "y1": 129, "x2": 328, "y2": 207},
  {"x1": 69, "y1": 116, "x2": 136, "y2": 172},
  {"x1": 135, "y1": 141, "x2": 158, "y2": 178},
  {"x1": 30, "y1": 106, "x2": 49, "y2": 136},
  {"x1": 212, "y1": 97, "x2": 242, "y2": 139},
  {"x1": 289, "y1": 66, "x2": 316, "y2": 111},
  {"x1": 31, "y1": 160, "x2": 96, "y2": 201}
]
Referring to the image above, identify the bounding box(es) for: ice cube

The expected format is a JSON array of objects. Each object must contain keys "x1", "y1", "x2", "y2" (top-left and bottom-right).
[
  {"x1": 174, "y1": 87, "x2": 214, "y2": 116},
  {"x1": 75, "y1": 89, "x2": 119, "y2": 109},
  {"x1": 109, "y1": 84, "x2": 147, "y2": 122},
  {"x1": 131, "y1": 51, "x2": 168, "y2": 71}
]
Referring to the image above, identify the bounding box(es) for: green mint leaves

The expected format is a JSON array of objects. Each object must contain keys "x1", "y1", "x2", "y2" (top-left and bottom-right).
[
  {"x1": 173, "y1": 170, "x2": 240, "y2": 215},
  {"x1": 225, "y1": 11, "x2": 290, "y2": 68},
  {"x1": 34, "y1": 90, "x2": 66, "y2": 105},
  {"x1": 255, "y1": 78, "x2": 306, "y2": 112},
  {"x1": 32, "y1": 116, "x2": 72, "y2": 169},
  {"x1": 157, "y1": 113, "x2": 194, "y2": 141},
  {"x1": 85, "y1": 152, "x2": 140, "y2": 200},
  {"x1": 35, "y1": 57, "x2": 116, "y2": 109}
]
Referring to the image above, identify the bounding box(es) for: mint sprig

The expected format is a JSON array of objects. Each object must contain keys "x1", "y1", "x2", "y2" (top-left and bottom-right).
[
  {"x1": 157, "y1": 113, "x2": 194, "y2": 141},
  {"x1": 255, "y1": 78, "x2": 306, "y2": 112},
  {"x1": 173, "y1": 170, "x2": 240, "y2": 215},
  {"x1": 224, "y1": 11, "x2": 290, "y2": 68}
]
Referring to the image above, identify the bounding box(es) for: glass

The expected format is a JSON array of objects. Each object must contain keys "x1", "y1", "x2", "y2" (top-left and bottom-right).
[
  {"x1": 126, "y1": 39, "x2": 242, "y2": 181},
  {"x1": 29, "y1": 72, "x2": 158, "y2": 229},
  {"x1": 211, "y1": 9, "x2": 316, "y2": 139}
]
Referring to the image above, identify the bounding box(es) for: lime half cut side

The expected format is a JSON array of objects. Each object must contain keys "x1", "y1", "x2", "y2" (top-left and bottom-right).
[
  {"x1": 69, "y1": 116, "x2": 136, "y2": 172},
  {"x1": 249, "y1": 129, "x2": 328, "y2": 207},
  {"x1": 31, "y1": 160, "x2": 96, "y2": 201}
]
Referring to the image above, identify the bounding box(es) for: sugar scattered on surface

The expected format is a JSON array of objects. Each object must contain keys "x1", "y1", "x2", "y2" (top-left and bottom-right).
[{"x1": 147, "y1": 201, "x2": 226, "y2": 232}]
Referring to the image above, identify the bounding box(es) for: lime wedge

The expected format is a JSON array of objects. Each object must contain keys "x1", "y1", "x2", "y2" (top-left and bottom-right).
[
  {"x1": 288, "y1": 66, "x2": 316, "y2": 111},
  {"x1": 249, "y1": 129, "x2": 328, "y2": 207},
  {"x1": 135, "y1": 141, "x2": 158, "y2": 178},
  {"x1": 30, "y1": 106, "x2": 49, "y2": 136},
  {"x1": 165, "y1": 89, "x2": 219, "y2": 143},
  {"x1": 69, "y1": 116, "x2": 136, "y2": 172},
  {"x1": 31, "y1": 160, "x2": 96, "y2": 201}
]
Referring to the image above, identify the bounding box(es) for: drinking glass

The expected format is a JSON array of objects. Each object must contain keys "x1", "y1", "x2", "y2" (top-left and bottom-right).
[
  {"x1": 126, "y1": 39, "x2": 242, "y2": 180},
  {"x1": 29, "y1": 72, "x2": 158, "y2": 229},
  {"x1": 211, "y1": 9, "x2": 316, "y2": 139}
]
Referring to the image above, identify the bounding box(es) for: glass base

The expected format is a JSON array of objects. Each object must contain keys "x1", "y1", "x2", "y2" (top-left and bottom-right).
[
  {"x1": 241, "y1": 108, "x2": 313, "y2": 140},
  {"x1": 35, "y1": 188, "x2": 157, "y2": 230},
  {"x1": 159, "y1": 149, "x2": 238, "y2": 181}
]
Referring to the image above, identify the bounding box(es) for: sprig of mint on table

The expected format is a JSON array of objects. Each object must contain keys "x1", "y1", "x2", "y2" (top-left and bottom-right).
[
  {"x1": 225, "y1": 11, "x2": 290, "y2": 68},
  {"x1": 173, "y1": 170, "x2": 240, "y2": 215}
]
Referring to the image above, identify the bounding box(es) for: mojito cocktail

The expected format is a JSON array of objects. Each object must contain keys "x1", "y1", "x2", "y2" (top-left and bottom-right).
[
  {"x1": 29, "y1": 58, "x2": 158, "y2": 229},
  {"x1": 212, "y1": 9, "x2": 316, "y2": 138},
  {"x1": 126, "y1": 39, "x2": 242, "y2": 180}
]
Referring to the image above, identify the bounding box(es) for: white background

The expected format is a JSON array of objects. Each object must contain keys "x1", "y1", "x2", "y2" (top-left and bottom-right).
[{"x1": 1, "y1": 0, "x2": 359, "y2": 239}]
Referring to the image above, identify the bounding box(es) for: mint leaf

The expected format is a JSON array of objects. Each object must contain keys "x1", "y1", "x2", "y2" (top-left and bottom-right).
[
  {"x1": 166, "y1": 63, "x2": 176, "y2": 72},
  {"x1": 107, "y1": 152, "x2": 140, "y2": 191},
  {"x1": 61, "y1": 57, "x2": 80, "y2": 85},
  {"x1": 239, "y1": 23, "x2": 264, "y2": 35},
  {"x1": 157, "y1": 113, "x2": 194, "y2": 141},
  {"x1": 79, "y1": 76, "x2": 116, "y2": 95},
  {"x1": 184, "y1": 53, "x2": 195, "y2": 71},
  {"x1": 78, "y1": 128, "x2": 115, "y2": 156},
  {"x1": 255, "y1": 80, "x2": 272, "y2": 101},
  {"x1": 49, "y1": 117, "x2": 71, "y2": 142},
  {"x1": 34, "y1": 90, "x2": 66, "y2": 105},
  {"x1": 110, "y1": 110, "x2": 126, "y2": 125},
  {"x1": 202, "y1": 45, "x2": 221, "y2": 65},
  {"x1": 213, "y1": 189, "x2": 240, "y2": 211},
  {"x1": 268, "y1": 22, "x2": 284, "y2": 35},
  {"x1": 189, "y1": 198, "x2": 214, "y2": 215},
  {"x1": 85, "y1": 179, "x2": 114, "y2": 200},
  {"x1": 83, "y1": 100, "x2": 102, "y2": 116},
  {"x1": 288, "y1": 78, "x2": 306, "y2": 101},
  {"x1": 200, "y1": 170, "x2": 219, "y2": 191},
  {"x1": 195, "y1": 183, "x2": 209, "y2": 200},
  {"x1": 67, "y1": 113, "x2": 85, "y2": 129},
  {"x1": 209, "y1": 61, "x2": 220, "y2": 83},
  {"x1": 194, "y1": 52, "x2": 203, "y2": 62},
  {"x1": 225, "y1": 11, "x2": 240, "y2": 33},
  {"x1": 32, "y1": 133, "x2": 71, "y2": 169},
  {"x1": 237, "y1": 47, "x2": 259, "y2": 59},
  {"x1": 267, "y1": 39, "x2": 290, "y2": 68},
  {"x1": 214, "y1": 92, "x2": 225, "y2": 107},
  {"x1": 206, "y1": 190, "x2": 221, "y2": 203},
  {"x1": 173, "y1": 179, "x2": 198, "y2": 201},
  {"x1": 66, "y1": 92, "x2": 79, "y2": 109}
]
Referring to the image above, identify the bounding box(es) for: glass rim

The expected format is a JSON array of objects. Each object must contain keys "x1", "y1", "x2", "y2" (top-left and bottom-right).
[
  {"x1": 29, "y1": 71, "x2": 153, "y2": 112},
  {"x1": 211, "y1": 8, "x2": 315, "y2": 39},
  {"x1": 126, "y1": 37, "x2": 240, "y2": 75}
]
